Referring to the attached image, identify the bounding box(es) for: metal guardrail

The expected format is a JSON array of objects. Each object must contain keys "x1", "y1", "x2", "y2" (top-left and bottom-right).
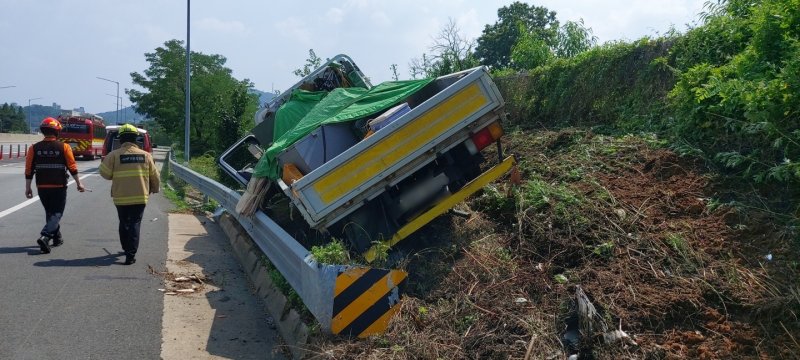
[
  {"x1": 166, "y1": 152, "x2": 336, "y2": 329},
  {"x1": 166, "y1": 152, "x2": 407, "y2": 337}
]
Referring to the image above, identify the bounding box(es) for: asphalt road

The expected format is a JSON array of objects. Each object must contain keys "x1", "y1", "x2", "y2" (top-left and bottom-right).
[{"x1": 0, "y1": 155, "x2": 169, "y2": 359}]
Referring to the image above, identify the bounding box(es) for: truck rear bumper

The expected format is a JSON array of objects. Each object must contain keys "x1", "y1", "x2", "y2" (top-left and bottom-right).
[{"x1": 364, "y1": 155, "x2": 517, "y2": 262}]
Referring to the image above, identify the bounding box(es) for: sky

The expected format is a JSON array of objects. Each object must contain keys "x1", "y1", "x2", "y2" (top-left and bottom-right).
[{"x1": 0, "y1": 0, "x2": 707, "y2": 115}]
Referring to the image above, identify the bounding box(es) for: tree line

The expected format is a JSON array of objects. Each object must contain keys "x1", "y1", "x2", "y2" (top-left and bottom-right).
[{"x1": 0, "y1": 103, "x2": 28, "y2": 133}]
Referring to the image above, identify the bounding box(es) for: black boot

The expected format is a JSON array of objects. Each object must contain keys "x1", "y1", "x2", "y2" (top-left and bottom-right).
[
  {"x1": 51, "y1": 235, "x2": 64, "y2": 247},
  {"x1": 124, "y1": 254, "x2": 136, "y2": 265},
  {"x1": 36, "y1": 236, "x2": 51, "y2": 254}
]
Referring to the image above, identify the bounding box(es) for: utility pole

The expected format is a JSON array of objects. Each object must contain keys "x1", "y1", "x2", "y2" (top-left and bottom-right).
[{"x1": 185, "y1": 0, "x2": 191, "y2": 163}]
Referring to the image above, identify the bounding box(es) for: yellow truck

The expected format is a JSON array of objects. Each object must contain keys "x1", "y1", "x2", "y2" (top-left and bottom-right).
[{"x1": 219, "y1": 55, "x2": 514, "y2": 262}]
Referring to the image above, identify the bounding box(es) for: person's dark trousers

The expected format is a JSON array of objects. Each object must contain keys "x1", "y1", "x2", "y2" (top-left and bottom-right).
[
  {"x1": 115, "y1": 204, "x2": 146, "y2": 257},
  {"x1": 38, "y1": 187, "x2": 66, "y2": 240}
]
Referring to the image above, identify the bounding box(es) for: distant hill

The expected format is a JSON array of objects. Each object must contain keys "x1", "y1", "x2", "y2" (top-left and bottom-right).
[
  {"x1": 96, "y1": 106, "x2": 147, "y2": 125},
  {"x1": 250, "y1": 89, "x2": 277, "y2": 107}
]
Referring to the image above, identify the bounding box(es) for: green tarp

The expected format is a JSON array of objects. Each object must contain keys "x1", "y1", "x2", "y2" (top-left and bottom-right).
[{"x1": 253, "y1": 78, "x2": 434, "y2": 180}]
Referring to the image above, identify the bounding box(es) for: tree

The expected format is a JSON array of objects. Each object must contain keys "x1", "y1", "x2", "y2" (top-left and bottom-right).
[
  {"x1": 554, "y1": 19, "x2": 597, "y2": 58},
  {"x1": 389, "y1": 64, "x2": 400, "y2": 81},
  {"x1": 409, "y1": 18, "x2": 480, "y2": 78},
  {"x1": 293, "y1": 49, "x2": 322, "y2": 78},
  {"x1": 0, "y1": 103, "x2": 28, "y2": 133},
  {"x1": 475, "y1": 2, "x2": 559, "y2": 69},
  {"x1": 128, "y1": 39, "x2": 257, "y2": 156},
  {"x1": 511, "y1": 24, "x2": 553, "y2": 69}
]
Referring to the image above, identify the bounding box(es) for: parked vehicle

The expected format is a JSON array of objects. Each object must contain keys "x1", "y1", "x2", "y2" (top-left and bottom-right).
[
  {"x1": 103, "y1": 125, "x2": 152, "y2": 156},
  {"x1": 220, "y1": 55, "x2": 514, "y2": 261},
  {"x1": 57, "y1": 111, "x2": 106, "y2": 160}
]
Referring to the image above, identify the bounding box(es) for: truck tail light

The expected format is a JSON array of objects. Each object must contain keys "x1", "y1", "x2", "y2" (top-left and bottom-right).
[{"x1": 466, "y1": 122, "x2": 504, "y2": 154}]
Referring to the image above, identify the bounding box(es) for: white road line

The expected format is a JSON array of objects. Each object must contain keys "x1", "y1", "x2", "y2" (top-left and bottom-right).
[{"x1": 0, "y1": 174, "x2": 94, "y2": 220}]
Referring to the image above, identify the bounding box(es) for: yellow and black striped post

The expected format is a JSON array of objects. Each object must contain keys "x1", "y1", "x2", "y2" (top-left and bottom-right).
[{"x1": 331, "y1": 267, "x2": 408, "y2": 338}]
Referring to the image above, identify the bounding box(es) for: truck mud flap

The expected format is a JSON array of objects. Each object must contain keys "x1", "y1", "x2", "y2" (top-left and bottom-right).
[{"x1": 364, "y1": 155, "x2": 517, "y2": 262}]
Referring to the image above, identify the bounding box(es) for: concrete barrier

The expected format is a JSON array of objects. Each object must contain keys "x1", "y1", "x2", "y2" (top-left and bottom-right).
[{"x1": 0, "y1": 133, "x2": 39, "y2": 143}]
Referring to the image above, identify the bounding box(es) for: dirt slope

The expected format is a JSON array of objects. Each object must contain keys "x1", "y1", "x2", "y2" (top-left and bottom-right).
[{"x1": 309, "y1": 130, "x2": 800, "y2": 359}]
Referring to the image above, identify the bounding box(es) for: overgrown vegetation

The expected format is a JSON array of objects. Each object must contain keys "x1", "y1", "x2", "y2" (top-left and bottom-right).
[
  {"x1": 669, "y1": 0, "x2": 800, "y2": 190},
  {"x1": 494, "y1": 0, "x2": 800, "y2": 195}
]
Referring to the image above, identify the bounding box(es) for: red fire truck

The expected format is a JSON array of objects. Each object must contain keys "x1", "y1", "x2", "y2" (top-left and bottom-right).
[{"x1": 56, "y1": 111, "x2": 107, "y2": 160}]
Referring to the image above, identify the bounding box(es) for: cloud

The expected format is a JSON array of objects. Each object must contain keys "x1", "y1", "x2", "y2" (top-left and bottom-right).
[
  {"x1": 140, "y1": 24, "x2": 175, "y2": 44},
  {"x1": 274, "y1": 17, "x2": 312, "y2": 44},
  {"x1": 454, "y1": 8, "x2": 483, "y2": 40},
  {"x1": 344, "y1": 0, "x2": 370, "y2": 9},
  {"x1": 197, "y1": 17, "x2": 247, "y2": 34},
  {"x1": 370, "y1": 11, "x2": 392, "y2": 27},
  {"x1": 326, "y1": 7, "x2": 345, "y2": 24}
]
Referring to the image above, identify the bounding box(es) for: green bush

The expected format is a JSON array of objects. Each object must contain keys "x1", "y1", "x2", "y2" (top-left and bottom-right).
[
  {"x1": 669, "y1": 0, "x2": 800, "y2": 186},
  {"x1": 310, "y1": 239, "x2": 350, "y2": 264},
  {"x1": 494, "y1": 38, "x2": 676, "y2": 133}
]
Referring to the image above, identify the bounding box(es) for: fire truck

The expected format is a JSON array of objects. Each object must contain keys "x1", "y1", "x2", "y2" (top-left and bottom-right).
[{"x1": 57, "y1": 110, "x2": 107, "y2": 160}]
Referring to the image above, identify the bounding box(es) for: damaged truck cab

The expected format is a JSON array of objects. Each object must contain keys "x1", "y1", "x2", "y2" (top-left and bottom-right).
[{"x1": 219, "y1": 54, "x2": 514, "y2": 262}]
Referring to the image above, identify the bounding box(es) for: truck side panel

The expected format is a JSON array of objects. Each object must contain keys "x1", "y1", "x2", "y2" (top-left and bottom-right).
[{"x1": 314, "y1": 83, "x2": 488, "y2": 204}]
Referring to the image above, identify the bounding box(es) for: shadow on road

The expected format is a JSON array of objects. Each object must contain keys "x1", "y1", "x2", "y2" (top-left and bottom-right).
[
  {"x1": 0, "y1": 245, "x2": 41, "y2": 255},
  {"x1": 33, "y1": 253, "x2": 124, "y2": 267}
]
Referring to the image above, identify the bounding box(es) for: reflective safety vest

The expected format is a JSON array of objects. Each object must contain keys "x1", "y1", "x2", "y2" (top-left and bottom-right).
[
  {"x1": 25, "y1": 137, "x2": 79, "y2": 188},
  {"x1": 100, "y1": 142, "x2": 160, "y2": 205}
]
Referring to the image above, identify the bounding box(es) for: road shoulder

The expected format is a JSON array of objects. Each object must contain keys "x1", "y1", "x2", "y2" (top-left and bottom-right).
[{"x1": 161, "y1": 213, "x2": 287, "y2": 359}]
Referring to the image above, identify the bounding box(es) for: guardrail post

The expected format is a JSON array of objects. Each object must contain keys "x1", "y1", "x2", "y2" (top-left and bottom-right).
[
  {"x1": 17, "y1": 144, "x2": 21, "y2": 158},
  {"x1": 0, "y1": 145, "x2": 3, "y2": 160}
]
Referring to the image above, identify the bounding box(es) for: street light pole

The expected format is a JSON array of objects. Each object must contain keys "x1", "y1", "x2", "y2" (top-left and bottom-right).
[
  {"x1": 107, "y1": 91, "x2": 129, "y2": 123},
  {"x1": 27, "y1": 97, "x2": 43, "y2": 134},
  {"x1": 185, "y1": 0, "x2": 191, "y2": 163},
  {"x1": 123, "y1": 88, "x2": 128, "y2": 123},
  {"x1": 97, "y1": 77, "x2": 119, "y2": 124}
]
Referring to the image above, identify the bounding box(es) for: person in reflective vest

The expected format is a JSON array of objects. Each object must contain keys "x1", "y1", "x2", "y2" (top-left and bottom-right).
[
  {"x1": 25, "y1": 117, "x2": 86, "y2": 254},
  {"x1": 99, "y1": 124, "x2": 160, "y2": 265}
]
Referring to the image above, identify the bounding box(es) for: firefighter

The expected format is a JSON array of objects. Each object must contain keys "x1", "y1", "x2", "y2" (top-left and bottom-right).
[
  {"x1": 99, "y1": 124, "x2": 160, "y2": 265},
  {"x1": 25, "y1": 117, "x2": 86, "y2": 254}
]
